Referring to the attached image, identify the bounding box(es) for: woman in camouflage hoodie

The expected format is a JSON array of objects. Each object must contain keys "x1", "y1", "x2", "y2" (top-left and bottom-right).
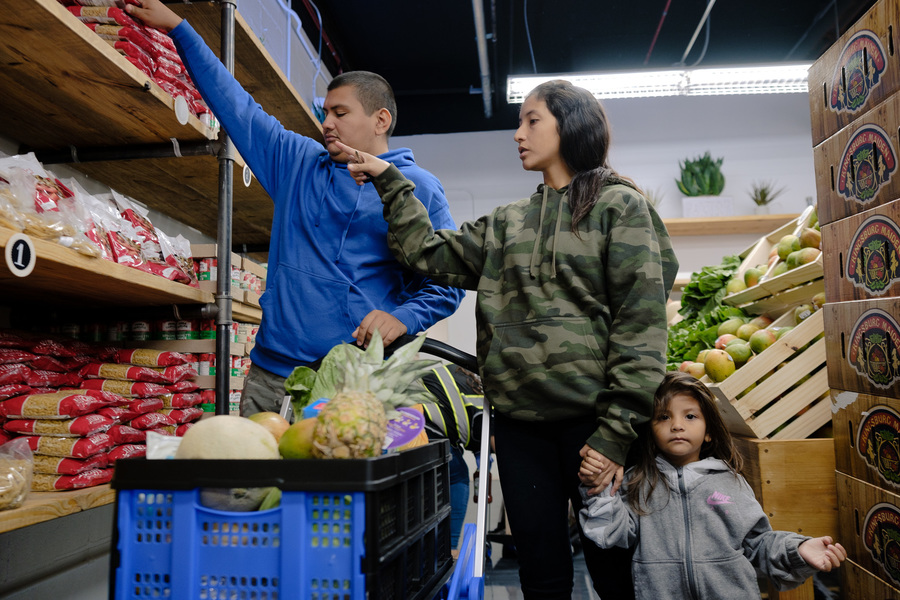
[{"x1": 337, "y1": 80, "x2": 678, "y2": 599}]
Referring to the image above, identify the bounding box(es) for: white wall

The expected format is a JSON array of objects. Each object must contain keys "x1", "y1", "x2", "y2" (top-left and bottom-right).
[{"x1": 404, "y1": 92, "x2": 818, "y2": 355}]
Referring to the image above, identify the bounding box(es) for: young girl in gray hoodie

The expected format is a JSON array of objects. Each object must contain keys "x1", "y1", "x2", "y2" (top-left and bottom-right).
[{"x1": 579, "y1": 371, "x2": 845, "y2": 599}]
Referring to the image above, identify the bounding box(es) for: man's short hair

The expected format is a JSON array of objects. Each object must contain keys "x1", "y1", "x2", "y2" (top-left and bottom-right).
[{"x1": 328, "y1": 71, "x2": 397, "y2": 137}]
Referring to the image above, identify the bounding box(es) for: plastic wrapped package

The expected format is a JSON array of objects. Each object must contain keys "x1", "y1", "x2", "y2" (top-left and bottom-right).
[{"x1": 0, "y1": 438, "x2": 33, "y2": 510}]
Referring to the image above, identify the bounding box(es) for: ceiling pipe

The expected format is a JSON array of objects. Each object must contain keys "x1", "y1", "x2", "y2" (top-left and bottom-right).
[
  {"x1": 471, "y1": 0, "x2": 493, "y2": 119},
  {"x1": 680, "y1": 0, "x2": 717, "y2": 65}
]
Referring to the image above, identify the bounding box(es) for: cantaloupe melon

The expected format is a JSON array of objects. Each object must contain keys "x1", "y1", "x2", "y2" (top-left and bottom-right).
[{"x1": 175, "y1": 415, "x2": 280, "y2": 459}]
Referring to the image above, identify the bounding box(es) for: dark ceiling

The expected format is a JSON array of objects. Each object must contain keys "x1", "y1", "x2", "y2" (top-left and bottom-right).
[{"x1": 292, "y1": 0, "x2": 879, "y2": 137}]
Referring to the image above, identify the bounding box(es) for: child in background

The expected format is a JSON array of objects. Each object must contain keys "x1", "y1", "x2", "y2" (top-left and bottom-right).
[{"x1": 579, "y1": 371, "x2": 846, "y2": 599}]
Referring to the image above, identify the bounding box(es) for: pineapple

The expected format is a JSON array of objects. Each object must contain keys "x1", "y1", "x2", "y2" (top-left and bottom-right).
[{"x1": 311, "y1": 331, "x2": 440, "y2": 458}]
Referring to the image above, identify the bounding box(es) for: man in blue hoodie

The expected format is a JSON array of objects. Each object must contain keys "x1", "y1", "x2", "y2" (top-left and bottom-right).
[{"x1": 128, "y1": 0, "x2": 465, "y2": 415}]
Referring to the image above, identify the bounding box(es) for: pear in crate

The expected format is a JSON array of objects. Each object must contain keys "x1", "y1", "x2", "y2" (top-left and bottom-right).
[{"x1": 311, "y1": 331, "x2": 439, "y2": 459}]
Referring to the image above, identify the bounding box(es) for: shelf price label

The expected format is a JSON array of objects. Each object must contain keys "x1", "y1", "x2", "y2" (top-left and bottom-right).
[{"x1": 5, "y1": 233, "x2": 36, "y2": 277}]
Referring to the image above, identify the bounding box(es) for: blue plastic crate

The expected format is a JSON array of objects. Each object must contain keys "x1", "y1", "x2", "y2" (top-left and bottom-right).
[{"x1": 110, "y1": 441, "x2": 452, "y2": 600}]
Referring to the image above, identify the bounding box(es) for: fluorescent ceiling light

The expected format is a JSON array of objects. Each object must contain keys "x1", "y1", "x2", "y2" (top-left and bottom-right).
[{"x1": 506, "y1": 63, "x2": 812, "y2": 103}]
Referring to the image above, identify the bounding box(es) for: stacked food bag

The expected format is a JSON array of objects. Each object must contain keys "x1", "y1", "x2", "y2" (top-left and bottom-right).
[
  {"x1": 0, "y1": 153, "x2": 199, "y2": 288},
  {"x1": 62, "y1": 0, "x2": 214, "y2": 126},
  {"x1": 0, "y1": 331, "x2": 201, "y2": 493}
]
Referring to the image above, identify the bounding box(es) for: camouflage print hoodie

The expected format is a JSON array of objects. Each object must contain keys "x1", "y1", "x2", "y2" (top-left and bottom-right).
[{"x1": 373, "y1": 165, "x2": 678, "y2": 465}]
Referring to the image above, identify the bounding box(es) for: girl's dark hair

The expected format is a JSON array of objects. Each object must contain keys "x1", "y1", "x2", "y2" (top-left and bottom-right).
[
  {"x1": 527, "y1": 80, "x2": 637, "y2": 233},
  {"x1": 328, "y1": 71, "x2": 398, "y2": 137},
  {"x1": 625, "y1": 371, "x2": 744, "y2": 515}
]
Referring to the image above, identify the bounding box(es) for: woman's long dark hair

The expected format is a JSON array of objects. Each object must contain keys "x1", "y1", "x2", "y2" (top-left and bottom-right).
[
  {"x1": 527, "y1": 80, "x2": 636, "y2": 232},
  {"x1": 626, "y1": 371, "x2": 744, "y2": 515}
]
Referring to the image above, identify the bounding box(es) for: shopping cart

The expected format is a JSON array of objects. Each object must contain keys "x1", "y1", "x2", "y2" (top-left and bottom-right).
[
  {"x1": 410, "y1": 336, "x2": 491, "y2": 600},
  {"x1": 110, "y1": 335, "x2": 491, "y2": 600}
]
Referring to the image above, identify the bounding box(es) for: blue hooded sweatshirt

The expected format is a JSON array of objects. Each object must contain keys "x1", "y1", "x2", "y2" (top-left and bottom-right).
[{"x1": 169, "y1": 21, "x2": 465, "y2": 376}]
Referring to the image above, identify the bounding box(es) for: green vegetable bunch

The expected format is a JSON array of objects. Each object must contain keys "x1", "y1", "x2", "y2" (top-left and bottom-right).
[
  {"x1": 666, "y1": 254, "x2": 749, "y2": 370},
  {"x1": 676, "y1": 152, "x2": 725, "y2": 197}
]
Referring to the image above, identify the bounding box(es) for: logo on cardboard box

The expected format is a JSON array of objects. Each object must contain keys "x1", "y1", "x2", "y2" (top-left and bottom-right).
[
  {"x1": 847, "y1": 215, "x2": 900, "y2": 296},
  {"x1": 838, "y1": 125, "x2": 896, "y2": 204},
  {"x1": 857, "y1": 406, "x2": 900, "y2": 487},
  {"x1": 848, "y1": 308, "x2": 900, "y2": 389},
  {"x1": 830, "y1": 30, "x2": 887, "y2": 113},
  {"x1": 864, "y1": 502, "x2": 900, "y2": 586}
]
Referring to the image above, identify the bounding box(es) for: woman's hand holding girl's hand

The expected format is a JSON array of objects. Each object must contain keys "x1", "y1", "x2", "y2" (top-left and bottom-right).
[
  {"x1": 798, "y1": 536, "x2": 847, "y2": 572},
  {"x1": 579, "y1": 444, "x2": 624, "y2": 496},
  {"x1": 335, "y1": 141, "x2": 390, "y2": 185},
  {"x1": 125, "y1": 0, "x2": 183, "y2": 32}
]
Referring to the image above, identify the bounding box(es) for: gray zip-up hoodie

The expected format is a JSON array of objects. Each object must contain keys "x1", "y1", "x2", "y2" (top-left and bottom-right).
[{"x1": 579, "y1": 457, "x2": 816, "y2": 599}]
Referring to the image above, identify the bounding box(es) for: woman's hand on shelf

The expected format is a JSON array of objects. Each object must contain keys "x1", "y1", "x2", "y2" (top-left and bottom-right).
[{"x1": 126, "y1": 0, "x2": 183, "y2": 33}]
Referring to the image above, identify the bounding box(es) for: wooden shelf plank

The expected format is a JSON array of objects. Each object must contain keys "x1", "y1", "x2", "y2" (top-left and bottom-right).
[
  {"x1": 0, "y1": 226, "x2": 212, "y2": 307},
  {"x1": 0, "y1": 485, "x2": 115, "y2": 534},
  {"x1": 663, "y1": 214, "x2": 800, "y2": 237}
]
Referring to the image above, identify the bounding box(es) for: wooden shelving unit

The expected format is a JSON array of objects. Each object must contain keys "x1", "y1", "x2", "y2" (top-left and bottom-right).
[{"x1": 0, "y1": 0, "x2": 322, "y2": 249}]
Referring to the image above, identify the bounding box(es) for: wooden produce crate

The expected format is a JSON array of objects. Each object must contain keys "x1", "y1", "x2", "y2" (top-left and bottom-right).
[
  {"x1": 823, "y1": 296, "x2": 900, "y2": 397},
  {"x1": 840, "y1": 558, "x2": 900, "y2": 600},
  {"x1": 723, "y1": 208, "x2": 822, "y2": 311},
  {"x1": 734, "y1": 436, "x2": 838, "y2": 536},
  {"x1": 807, "y1": 0, "x2": 900, "y2": 147},
  {"x1": 812, "y1": 95, "x2": 900, "y2": 226},
  {"x1": 734, "y1": 436, "x2": 838, "y2": 600},
  {"x1": 821, "y1": 196, "x2": 900, "y2": 302},
  {"x1": 704, "y1": 309, "x2": 830, "y2": 440},
  {"x1": 836, "y1": 471, "x2": 900, "y2": 589},
  {"x1": 832, "y1": 389, "x2": 900, "y2": 492}
]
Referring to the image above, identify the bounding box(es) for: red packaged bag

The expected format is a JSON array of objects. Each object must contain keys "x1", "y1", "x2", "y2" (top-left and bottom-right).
[
  {"x1": 0, "y1": 348, "x2": 35, "y2": 364},
  {"x1": 0, "y1": 364, "x2": 30, "y2": 385},
  {"x1": 106, "y1": 444, "x2": 146, "y2": 464},
  {"x1": 158, "y1": 407, "x2": 203, "y2": 425},
  {"x1": 78, "y1": 379, "x2": 168, "y2": 398},
  {"x1": 0, "y1": 390, "x2": 117, "y2": 419},
  {"x1": 98, "y1": 397, "x2": 163, "y2": 423},
  {"x1": 106, "y1": 424, "x2": 146, "y2": 445},
  {"x1": 128, "y1": 411, "x2": 175, "y2": 430},
  {"x1": 115, "y1": 348, "x2": 190, "y2": 367},
  {"x1": 3, "y1": 413, "x2": 113, "y2": 437},
  {"x1": 79, "y1": 362, "x2": 196, "y2": 384},
  {"x1": 175, "y1": 422, "x2": 194, "y2": 436},
  {"x1": 85, "y1": 23, "x2": 155, "y2": 55},
  {"x1": 31, "y1": 468, "x2": 113, "y2": 491},
  {"x1": 67, "y1": 5, "x2": 137, "y2": 26},
  {"x1": 29, "y1": 354, "x2": 92, "y2": 373},
  {"x1": 0, "y1": 384, "x2": 31, "y2": 401},
  {"x1": 24, "y1": 369, "x2": 82, "y2": 387},
  {"x1": 170, "y1": 380, "x2": 201, "y2": 394},
  {"x1": 32, "y1": 453, "x2": 108, "y2": 475},
  {"x1": 159, "y1": 393, "x2": 202, "y2": 408},
  {"x1": 22, "y1": 432, "x2": 114, "y2": 458}
]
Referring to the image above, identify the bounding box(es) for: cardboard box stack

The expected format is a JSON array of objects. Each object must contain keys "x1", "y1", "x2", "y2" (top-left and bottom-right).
[{"x1": 809, "y1": 0, "x2": 900, "y2": 595}]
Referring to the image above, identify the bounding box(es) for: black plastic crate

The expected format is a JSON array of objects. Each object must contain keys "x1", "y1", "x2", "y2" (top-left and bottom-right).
[{"x1": 110, "y1": 441, "x2": 452, "y2": 599}]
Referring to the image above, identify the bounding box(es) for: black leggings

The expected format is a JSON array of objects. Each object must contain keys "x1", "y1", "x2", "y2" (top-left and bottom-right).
[{"x1": 493, "y1": 413, "x2": 635, "y2": 600}]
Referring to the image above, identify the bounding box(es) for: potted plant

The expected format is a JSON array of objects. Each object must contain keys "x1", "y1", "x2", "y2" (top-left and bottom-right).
[
  {"x1": 749, "y1": 181, "x2": 786, "y2": 214},
  {"x1": 676, "y1": 152, "x2": 729, "y2": 217}
]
